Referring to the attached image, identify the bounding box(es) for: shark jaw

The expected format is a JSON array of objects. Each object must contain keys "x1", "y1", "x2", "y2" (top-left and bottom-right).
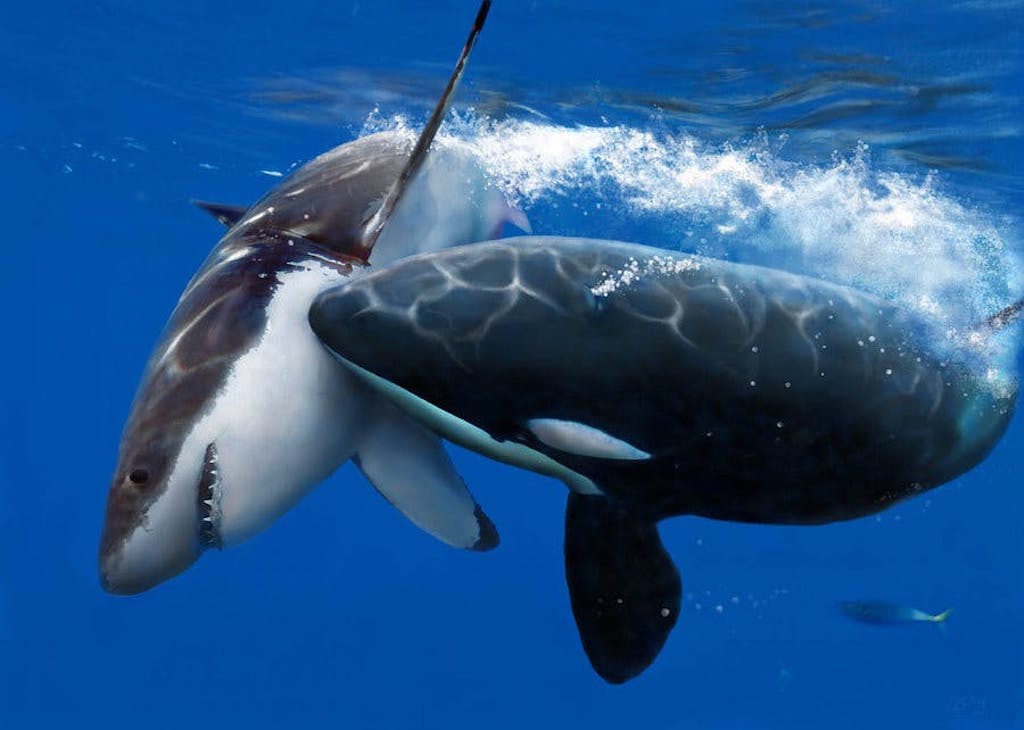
[
  {"x1": 101, "y1": 262, "x2": 364, "y2": 594},
  {"x1": 102, "y1": 254, "x2": 503, "y2": 594}
]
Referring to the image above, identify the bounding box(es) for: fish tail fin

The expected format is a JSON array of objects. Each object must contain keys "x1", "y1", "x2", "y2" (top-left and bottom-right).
[{"x1": 932, "y1": 608, "x2": 953, "y2": 623}]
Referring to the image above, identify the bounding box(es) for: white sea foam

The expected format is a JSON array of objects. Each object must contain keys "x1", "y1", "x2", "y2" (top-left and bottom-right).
[{"x1": 363, "y1": 112, "x2": 1022, "y2": 368}]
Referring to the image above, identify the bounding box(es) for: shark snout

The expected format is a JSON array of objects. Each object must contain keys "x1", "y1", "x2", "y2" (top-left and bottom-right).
[
  {"x1": 100, "y1": 547, "x2": 200, "y2": 597},
  {"x1": 100, "y1": 512, "x2": 204, "y2": 594},
  {"x1": 99, "y1": 469, "x2": 204, "y2": 595},
  {"x1": 99, "y1": 517, "x2": 201, "y2": 595}
]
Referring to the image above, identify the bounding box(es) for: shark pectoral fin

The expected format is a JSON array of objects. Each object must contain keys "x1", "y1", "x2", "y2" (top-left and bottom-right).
[
  {"x1": 355, "y1": 404, "x2": 498, "y2": 551},
  {"x1": 564, "y1": 493, "x2": 681, "y2": 684},
  {"x1": 192, "y1": 200, "x2": 248, "y2": 228}
]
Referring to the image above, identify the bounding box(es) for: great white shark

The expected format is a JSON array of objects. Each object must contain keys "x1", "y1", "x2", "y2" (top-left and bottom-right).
[
  {"x1": 98, "y1": 1, "x2": 519, "y2": 594},
  {"x1": 309, "y1": 236, "x2": 1021, "y2": 683}
]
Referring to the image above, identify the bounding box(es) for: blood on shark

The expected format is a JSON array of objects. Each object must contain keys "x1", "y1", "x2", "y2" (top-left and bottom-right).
[
  {"x1": 98, "y1": 0, "x2": 516, "y2": 594},
  {"x1": 309, "y1": 236, "x2": 1020, "y2": 682}
]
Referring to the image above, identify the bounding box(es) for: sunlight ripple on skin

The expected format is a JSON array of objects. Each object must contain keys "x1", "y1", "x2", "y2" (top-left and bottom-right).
[{"x1": 357, "y1": 115, "x2": 1023, "y2": 362}]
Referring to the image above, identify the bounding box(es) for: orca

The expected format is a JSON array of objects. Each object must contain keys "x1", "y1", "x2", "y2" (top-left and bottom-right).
[
  {"x1": 98, "y1": 0, "x2": 515, "y2": 595},
  {"x1": 309, "y1": 235, "x2": 1020, "y2": 683}
]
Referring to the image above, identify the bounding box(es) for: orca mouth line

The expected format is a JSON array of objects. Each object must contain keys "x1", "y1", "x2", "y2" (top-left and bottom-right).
[{"x1": 197, "y1": 443, "x2": 223, "y2": 549}]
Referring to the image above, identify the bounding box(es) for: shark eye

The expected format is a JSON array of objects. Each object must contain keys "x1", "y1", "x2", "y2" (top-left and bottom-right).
[{"x1": 128, "y1": 468, "x2": 150, "y2": 486}]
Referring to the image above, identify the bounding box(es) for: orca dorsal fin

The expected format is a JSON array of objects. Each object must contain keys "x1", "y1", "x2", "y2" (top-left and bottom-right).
[
  {"x1": 357, "y1": 0, "x2": 492, "y2": 258},
  {"x1": 192, "y1": 200, "x2": 248, "y2": 228},
  {"x1": 980, "y1": 296, "x2": 1024, "y2": 331},
  {"x1": 564, "y1": 493, "x2": 681, "y2": 684}
]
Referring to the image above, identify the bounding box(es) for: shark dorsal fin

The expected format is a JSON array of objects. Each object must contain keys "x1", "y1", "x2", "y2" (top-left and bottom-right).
[
  {"x1": 192, "y1": 200, "x2": 248, "y2": 228},
  {"x1": 357, "y1": 0, "x2": 492, "y2": 259}
]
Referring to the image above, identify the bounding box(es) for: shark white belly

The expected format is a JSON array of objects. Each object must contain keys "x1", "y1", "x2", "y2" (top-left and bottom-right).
[
  {"x1": 103, "y1": 141, "x2": 519, "y2": 593},
  {"x1": 101, "y1": 0, "x2": 508, "y2": 594},
  {"x1": 184, "y1": 263, "x2": 363, "y2": 547}
]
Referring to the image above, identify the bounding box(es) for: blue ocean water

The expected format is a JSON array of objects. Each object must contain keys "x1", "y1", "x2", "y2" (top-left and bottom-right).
[{"x1": 2, "y1": 0, "x2": 1023, "y2": 727}]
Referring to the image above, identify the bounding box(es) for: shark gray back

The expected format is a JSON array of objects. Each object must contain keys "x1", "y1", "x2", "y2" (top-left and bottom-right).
[
  {"x1": 100, "y1": 1, "x2": 505, "y2": 594},
  {"x1": 100, "y1": 230, "x2": 347, "y2": 590},
  {"x1": 310, "y1": 235, "x2": 1019, "y2": 682}
]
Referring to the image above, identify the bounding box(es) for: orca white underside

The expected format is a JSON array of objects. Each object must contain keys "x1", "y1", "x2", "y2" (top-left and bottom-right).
[
  {"x1": 331, "y1": 353, "x2": 603, "y2": 496},
  {"x1": 527, "y1": 418, "x2": 651, "y2": 461}
]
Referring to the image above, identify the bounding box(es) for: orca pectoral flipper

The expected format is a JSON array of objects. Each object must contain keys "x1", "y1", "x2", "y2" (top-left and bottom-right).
[
  {"x1": 355, "y1": 401, "x2": 498, "y2": 551},
  {"x1": 564, "y1": 493, "x2": 681, "y2": 684}
]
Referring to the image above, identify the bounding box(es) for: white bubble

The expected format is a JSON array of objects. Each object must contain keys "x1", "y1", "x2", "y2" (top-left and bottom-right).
[{"x1": 356, "y1": 112, "x2": 1021, "y2": 371}]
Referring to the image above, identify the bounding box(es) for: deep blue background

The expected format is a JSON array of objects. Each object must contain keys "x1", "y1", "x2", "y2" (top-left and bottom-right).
[{"x1": 2, "y1": 1, "x2": 1022, "y2": 728}]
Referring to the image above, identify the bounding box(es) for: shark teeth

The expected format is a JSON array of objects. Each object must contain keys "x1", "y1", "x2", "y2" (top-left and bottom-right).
[{"x1": 197, "y1": 443, "x2": 223, "y2": 549}]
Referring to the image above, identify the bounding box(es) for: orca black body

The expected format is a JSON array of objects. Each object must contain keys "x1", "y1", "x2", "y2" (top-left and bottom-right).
[{"x1": 310, "y1": 236, "x2": 1019, "y2": 681}]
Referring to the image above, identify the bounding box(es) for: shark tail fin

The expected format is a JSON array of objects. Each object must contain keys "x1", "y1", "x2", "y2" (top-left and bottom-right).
[
  {"x1": 979, "y1": 297, "x2": 1024, "y2": 331},
  {"x1": 932, "y1": 608, "x2": 953, "y2": 623},
  {"x1": 357, "y1": 0, "x2": 492, "y2": 258}
]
